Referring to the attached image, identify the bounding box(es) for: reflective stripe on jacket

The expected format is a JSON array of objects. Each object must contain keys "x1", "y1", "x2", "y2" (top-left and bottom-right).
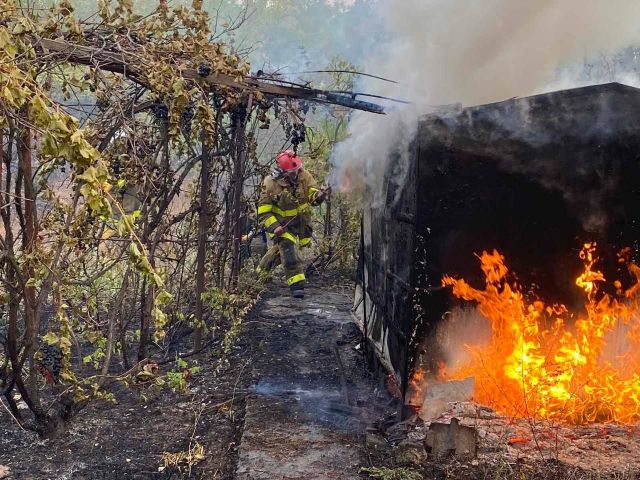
[{"x1": 257, "y1": 169, "x2": 318, "y2": 240}]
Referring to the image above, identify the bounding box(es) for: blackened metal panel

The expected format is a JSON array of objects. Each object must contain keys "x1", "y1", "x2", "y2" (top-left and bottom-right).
[{"x1": 353, "y1": 144, "x2": 417, "y2": 391}]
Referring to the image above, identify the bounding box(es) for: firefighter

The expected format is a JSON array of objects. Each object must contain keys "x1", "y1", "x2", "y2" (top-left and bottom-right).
[{"x1": 256, "y1": 150, "x2": 328, "y2": 298}]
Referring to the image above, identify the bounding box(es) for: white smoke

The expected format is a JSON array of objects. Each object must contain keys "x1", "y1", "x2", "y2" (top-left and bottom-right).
[
  {"x1": 332, "y1": 0, "x2": 640, "y2": 197},
  {"x1": 436, "y1": 307, "x2": 493, "y2": 375}
]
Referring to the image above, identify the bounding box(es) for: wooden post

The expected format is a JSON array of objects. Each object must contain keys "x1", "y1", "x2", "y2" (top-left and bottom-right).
[
  {"x1": 229, "y1": 95, "x2": 253, "y2": 287},
  {"x1": 17, "y1": 125, "x2": 46, "y2": 416},
  {"x1": 0, "y1": 129, "x2": 3, "y2": 212},
  {"x1": 193, "y1": 132, "x2": 210, "y2": 351},
  {"x1": 325, "y1": 193, "x2": 333, "y2": 260}
]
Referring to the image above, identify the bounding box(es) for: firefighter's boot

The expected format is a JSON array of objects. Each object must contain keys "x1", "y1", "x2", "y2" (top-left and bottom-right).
[{"x1": 290, "y1": 285, "x2": 305, "y2": 298}]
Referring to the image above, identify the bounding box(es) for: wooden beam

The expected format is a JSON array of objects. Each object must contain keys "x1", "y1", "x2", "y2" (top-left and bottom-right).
[{"x1": 36, "y1": 37, "x2": 385, "y2": 114}]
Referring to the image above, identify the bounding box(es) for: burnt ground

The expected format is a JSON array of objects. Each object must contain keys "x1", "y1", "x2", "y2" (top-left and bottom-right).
[
  {"x1": 0, "y1": 276, "x2": 396, "y2": 480},
  {"x1": 4, "y1": 277, "x2": 634, "y2": 480},
  {"x1": 0, "y1": 326, "x2": 251, "y2": 479}
]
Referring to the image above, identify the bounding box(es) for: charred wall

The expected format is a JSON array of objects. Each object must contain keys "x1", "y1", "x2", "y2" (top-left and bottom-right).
[
  {"x1": 354, "y1": 147, "x2": 417, "y2": 392},
  {"x1": 355, "y1": 82, "x2": 640, "y2": 397}
]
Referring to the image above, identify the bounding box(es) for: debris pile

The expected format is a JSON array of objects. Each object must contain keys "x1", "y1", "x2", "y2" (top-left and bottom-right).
[{"x1": 366, "y1": 400, "x2": 640, "y2": 475}]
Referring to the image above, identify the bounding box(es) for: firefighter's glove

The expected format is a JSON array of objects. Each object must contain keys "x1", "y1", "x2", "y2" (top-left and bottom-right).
[
  {"x1": 313, "y1": 188, "x2": 330, "y2": 205},
  {"x1": 274, "y1": 225, "x2": 286, "y2": 237}
]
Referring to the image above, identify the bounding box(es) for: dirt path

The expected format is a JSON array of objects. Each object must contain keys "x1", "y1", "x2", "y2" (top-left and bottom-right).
[{"x1": 235, "y1": 281, "x2": 389, "y2": 480}]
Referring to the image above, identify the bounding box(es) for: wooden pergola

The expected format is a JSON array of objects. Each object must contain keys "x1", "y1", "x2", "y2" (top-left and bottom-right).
[{"x1": 36, "y1": 37, "x2": 386, "y2": 114}]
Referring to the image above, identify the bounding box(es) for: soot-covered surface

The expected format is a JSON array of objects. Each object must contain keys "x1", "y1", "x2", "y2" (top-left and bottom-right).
[
  {"x1": 418, "y1": 82, "x2": 640, "y2": 302},
  {"x1": 357, "y1": 82, "x2": 640, "y2": 391},
  {"x1": 0, "y1": 334, "x2": 249, "y2": 480}
]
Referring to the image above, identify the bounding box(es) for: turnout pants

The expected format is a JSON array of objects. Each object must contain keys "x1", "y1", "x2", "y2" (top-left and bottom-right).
[{"x1": 256, "y1": 224, "x2": 312, "y2": 289}]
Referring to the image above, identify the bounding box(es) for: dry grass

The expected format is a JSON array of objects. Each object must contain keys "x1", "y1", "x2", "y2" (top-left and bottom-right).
[{"x1": 360, "y1": 466, "x2": 424, "y2": 480}]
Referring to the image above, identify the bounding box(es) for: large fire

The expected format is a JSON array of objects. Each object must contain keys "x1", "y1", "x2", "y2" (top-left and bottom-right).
[{"x1": 437, "y1": 244, "x2": 640, "y2": 424}]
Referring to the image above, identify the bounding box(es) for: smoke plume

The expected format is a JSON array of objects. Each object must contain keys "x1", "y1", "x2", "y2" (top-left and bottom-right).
[{"x1": 332, "y1": 0, "x2": 640, "y2": 199}]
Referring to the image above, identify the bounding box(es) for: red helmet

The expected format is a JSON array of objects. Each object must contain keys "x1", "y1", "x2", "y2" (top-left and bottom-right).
[{"x1": 276, "y1": 150, "x2": 302, "y2": 172}]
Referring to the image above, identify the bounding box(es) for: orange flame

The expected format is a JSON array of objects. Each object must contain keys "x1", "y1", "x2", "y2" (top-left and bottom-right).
[
  {"x1": 440, "y1": 244, "x2": 640, "y2": 424},
  {"x1": 407, "y1": 368, "x2": 427, "y2": 405}
]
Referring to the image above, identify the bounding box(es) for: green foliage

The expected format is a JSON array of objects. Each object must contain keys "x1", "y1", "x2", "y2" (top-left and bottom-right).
[
  {"x1": 0, "y1": 0, "x2": 259, "y2": 435},
  {"x1": 166, "y1": 357, "x2": 202, "y2": 393},
  {"x1": 0, "y1": 16, "x2": 110, "y2": 218},
  {"x1": 202, "y1": 274, "x2": 262, "y2": 357},
  {"x1": 82, "y1": 327, "x2": 107, "y2": 370},
  {"x1": 0, "y1": 0, "x2": 368, "y2": 442}
]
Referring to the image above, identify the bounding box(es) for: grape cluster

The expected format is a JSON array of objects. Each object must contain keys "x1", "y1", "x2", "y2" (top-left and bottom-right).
[
  {"x1": 180, "y1": 104, "x2": 195, "y2": 137},
  {"x1": 230, "y1": 104, "x2": 247, "y2": 125},
  {"x1": 111, "y1": 157, "x2": 121, "y2": 176},
  {"x1": 37, "y1": 344, "x2": 63, "y2": 384},
  {"x1": 151, "y1": 102, "x2": 169, "y2": 122},
  {"x1": 286, "y1": 122, "x2": 306, "y2": 150},
  {"x1": 74, "y1": 211, "x2": 100, "y2": 251},
  {"x1": 257, "y1": 105, "x2": 271, "y2": 129},
  {"x1": 197, "y1": 63, "x2": 211, "y2": 77}
]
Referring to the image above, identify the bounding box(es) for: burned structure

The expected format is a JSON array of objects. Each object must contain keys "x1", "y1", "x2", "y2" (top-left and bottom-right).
[{"x1": 353, "y1": 82, "x2": 640, "y2": 400}]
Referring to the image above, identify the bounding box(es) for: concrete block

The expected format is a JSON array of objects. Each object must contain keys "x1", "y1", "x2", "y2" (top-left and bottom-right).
[
  {"x1": 425, "y1": 418, "x2": 477, "y2": 458},
  {"x1": 420, "y1": 377, "x2": 474, "y2": 420}
]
